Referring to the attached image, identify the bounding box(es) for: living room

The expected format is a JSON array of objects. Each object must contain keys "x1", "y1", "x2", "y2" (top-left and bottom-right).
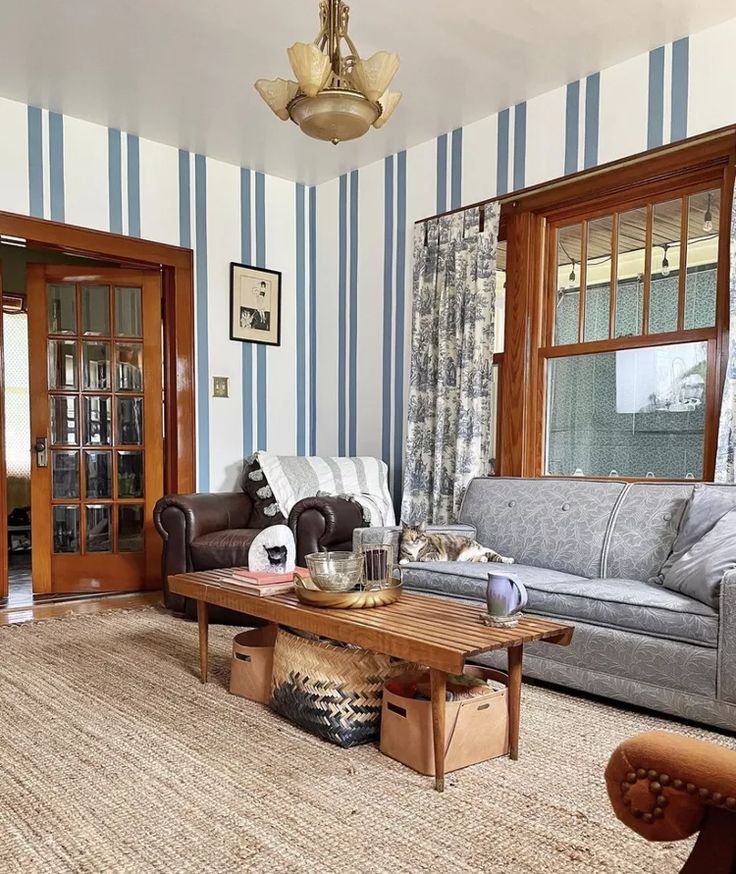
[{"x1": 2, "y1": 1, "x2": 736, "y2": 872}]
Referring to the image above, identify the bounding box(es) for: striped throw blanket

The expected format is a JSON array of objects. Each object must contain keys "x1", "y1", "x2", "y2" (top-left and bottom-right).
[{"x1": 256, "y1": 453, "x2": 396, "y2": 527}]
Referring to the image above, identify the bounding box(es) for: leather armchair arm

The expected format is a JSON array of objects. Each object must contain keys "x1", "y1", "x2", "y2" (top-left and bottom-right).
[
  {"x1": 605, "y1": 731, "x2": 736, "y2": 842},
  {"x1": 289, "y1": 496, "x2": 365, "y2": 566},
  {"x1": 153, "y1": 492, "x2": 253, "y2": 611}
]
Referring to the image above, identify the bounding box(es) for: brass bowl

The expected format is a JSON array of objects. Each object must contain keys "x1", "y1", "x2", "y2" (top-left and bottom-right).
[{"x1": 294, "y1": 573, "x2": 402, "y2": 609}]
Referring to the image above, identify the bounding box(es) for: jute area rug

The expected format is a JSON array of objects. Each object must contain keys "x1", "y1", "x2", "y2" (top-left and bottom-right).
[{"x1": 1, "y1": 607, "x2": 733, "y2": 874}]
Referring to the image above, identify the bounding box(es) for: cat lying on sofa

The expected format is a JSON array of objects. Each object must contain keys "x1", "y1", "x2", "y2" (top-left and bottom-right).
[{"x1": 398, "y1": 524, "x2": 514, "y2": 565}]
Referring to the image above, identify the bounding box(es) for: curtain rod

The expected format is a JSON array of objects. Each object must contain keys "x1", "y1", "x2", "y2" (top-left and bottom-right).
[{"x1": 414, "y1": 125, "x2": 736, "y2": 226}]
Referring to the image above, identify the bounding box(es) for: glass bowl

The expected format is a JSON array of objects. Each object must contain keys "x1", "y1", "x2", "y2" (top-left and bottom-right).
[{"x1": 305, "y1": 551, "x2": 364, "y2": 592}]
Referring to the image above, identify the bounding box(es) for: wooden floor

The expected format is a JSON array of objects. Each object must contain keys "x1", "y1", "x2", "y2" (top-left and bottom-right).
[{"x1": 0, "y1": 591, "x2": 163, "y2": 625}]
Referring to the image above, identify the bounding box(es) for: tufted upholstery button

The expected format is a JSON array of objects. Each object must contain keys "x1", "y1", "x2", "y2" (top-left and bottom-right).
[
  {"x1": 562, "y1": 503, "x2": 570, "y2": 511},
  {"x1": 663, "y1": 513, "x2": 672, "y2": 521},
  {"x1": 508, "y1": 500, "x2": 516, "y2": 508}
]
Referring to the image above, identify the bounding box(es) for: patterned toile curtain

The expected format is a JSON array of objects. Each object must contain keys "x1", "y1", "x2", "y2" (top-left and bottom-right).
[
  {"x1": 715, "y1": 181, "x2": 736, "y2": 482},
  {"x1": 401, "y1": 203, "x2": 500, "y2": 524}
]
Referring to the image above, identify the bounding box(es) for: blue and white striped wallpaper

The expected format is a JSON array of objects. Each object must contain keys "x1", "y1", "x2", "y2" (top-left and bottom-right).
[
  {"x1": 0, "y1": 17, "x2": 734, "y2": 500},
  {"x1": 0, "y1": 99, "x2": 318, "y2": 492},
  {"x1": 315, "y1": 21, "x2": 736, "y2": 503}
]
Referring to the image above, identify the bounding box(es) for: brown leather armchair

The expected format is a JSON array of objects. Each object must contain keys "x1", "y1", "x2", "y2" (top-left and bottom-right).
[
  {"x1": 605, "y1": 731, "x2": 736, "y2": 873},
  {"x1": 154, "y1": 490, "x2": 364, "y2": 621}
]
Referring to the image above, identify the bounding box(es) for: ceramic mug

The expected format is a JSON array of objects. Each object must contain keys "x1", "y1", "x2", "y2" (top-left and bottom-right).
[{"x1": 485, "y1": 572, "x2": 528, "y2": 619}]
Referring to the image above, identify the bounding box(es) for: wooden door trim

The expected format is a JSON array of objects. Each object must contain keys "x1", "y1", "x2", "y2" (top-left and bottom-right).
[
  {"x1": 0, "y1": 259, "x2": 7, "y2": 599},
  {"x1": 0, "y1": 211, "x2": 195, "y2": 601}
]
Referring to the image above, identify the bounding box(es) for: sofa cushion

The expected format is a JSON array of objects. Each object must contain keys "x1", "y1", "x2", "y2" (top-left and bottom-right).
[
  {"x1": 662, "y1": 509, "x2": 736, "y2": 609},
  {"x1": 400, "y1": 561, "x2": 589, "y2": 602},
  {"x1": 604, "y1": 483, "x2": 693, "y2": 582},
  {"x1": 190, "y1": 528, "x2": 261, "y2": 571},
  {"x1": 458, "y1": 477, "x2": 627, "y2": 578},
  {"x1": 401, "y1": 561, "x2": 718, "y2": 647},
  {"x1": 656, "y1": 484, "x2": 736, "y2": 584},
  {"x1": 241, "y1": 457, "x2": 286, "y2": 528}
]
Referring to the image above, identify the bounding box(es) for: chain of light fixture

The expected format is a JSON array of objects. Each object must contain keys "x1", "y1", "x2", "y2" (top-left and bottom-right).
[{"x1": 255, "y1": 0, "x2": 401, "y2": 145}]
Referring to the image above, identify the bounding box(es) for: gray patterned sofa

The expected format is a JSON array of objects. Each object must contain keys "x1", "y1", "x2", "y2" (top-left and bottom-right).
[{"x1": 354, "y1": 478, "x2": 736, "y2": 732}]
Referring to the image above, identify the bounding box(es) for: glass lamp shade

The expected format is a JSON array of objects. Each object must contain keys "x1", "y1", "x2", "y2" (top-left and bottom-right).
[
  {"x1": 373, "y1": 90, "x2": 402, "y2": 129},
  {"x1": 254, "y1": 78, "x2": 299, "y2": 121},
  {"x1": 287, "y1": 42, "x2": 333, "y2": 98},
  {"x1": 351, "y1": 51, "x2": 400, "y2": 103},
  {"x1": 289, "y1": 90, "x2": 380, "y2": 143}
]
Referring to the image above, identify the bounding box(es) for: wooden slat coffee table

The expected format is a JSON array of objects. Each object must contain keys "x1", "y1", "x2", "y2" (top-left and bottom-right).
[{"x1": 169, "y1": 569, "x2": 573, "y2": 791}]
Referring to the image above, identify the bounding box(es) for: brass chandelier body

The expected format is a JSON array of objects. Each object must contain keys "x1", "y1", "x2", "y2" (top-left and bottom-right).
[{"x1": 255, "y1": 0, "x2": 401, "y2": 145}]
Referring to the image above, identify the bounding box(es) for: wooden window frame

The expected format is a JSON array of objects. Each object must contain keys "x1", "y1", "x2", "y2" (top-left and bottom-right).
[{"x1": 497, "y1": 126, "x2": 736, "y2": 480}]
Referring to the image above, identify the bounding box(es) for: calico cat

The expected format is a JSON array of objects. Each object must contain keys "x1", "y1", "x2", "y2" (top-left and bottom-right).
[
  {"x1": 398, "y1": 524, "x2": 514, "y2": 565},
  {"x1": 264, "y1": 544, "x2": 288, "y2": 572}
]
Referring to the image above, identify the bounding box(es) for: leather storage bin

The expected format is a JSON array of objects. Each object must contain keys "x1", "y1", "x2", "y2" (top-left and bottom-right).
[
  {"x1": 229, "y1": 625, "x2": 278, "y2": 704},
  {"x1": 380, "y1": 666, "x2": 509, "y2": 775}
]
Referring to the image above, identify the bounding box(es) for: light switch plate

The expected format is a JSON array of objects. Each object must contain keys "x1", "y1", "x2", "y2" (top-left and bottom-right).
[{"x1": 213, "y1": 376, "x2": 229, "y2": 398}]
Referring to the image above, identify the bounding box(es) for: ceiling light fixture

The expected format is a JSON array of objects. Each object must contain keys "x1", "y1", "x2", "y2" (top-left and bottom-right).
[
  {"x1": 568, "y1": 261, "x2": 577, "y2": 287},
  {"x1": 661, "y1": 243, "x2": 670, "y2": 277},
  {"x1": 703, "y1": 193, "x2": 714, "y2": 233},
  {"x1": 255, "y1": 0, "x2": 401, "y2": 145}
]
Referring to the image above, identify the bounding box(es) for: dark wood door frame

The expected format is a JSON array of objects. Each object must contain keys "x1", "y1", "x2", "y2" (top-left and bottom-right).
[{"x1": 0, "y1": 211, "x2": 196, "y2": 600}]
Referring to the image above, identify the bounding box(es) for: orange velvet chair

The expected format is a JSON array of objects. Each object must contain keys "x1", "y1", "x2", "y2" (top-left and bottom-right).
[{"x1": 606, "y1": 731, "x2": 736, "y2": 874}]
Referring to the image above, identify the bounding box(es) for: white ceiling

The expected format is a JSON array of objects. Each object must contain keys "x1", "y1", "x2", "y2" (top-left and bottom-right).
[{"x1": 2, "y1": 0, "x2": 735, "y2": 185}]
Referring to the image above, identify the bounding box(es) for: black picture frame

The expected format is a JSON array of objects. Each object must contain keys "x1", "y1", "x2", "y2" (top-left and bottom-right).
[{"x1": 229, "y1": 261, "x2": 282, "y2": 347}]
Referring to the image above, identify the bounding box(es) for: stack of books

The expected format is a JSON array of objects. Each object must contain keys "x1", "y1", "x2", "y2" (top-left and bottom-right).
[{"x1": 219, "y1": 567, "x2": 309, "y2": 597}]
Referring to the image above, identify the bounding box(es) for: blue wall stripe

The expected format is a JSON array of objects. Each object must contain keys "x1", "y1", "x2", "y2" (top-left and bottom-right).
[
  {"x1": 348, "y1": 169, "x2": 359, "y2": 457},
  {"x1": 496, "y1": 109, "x2": 510, "y2": 196},
  {"x1": 108, "y1": 129, "x2": 122, "y2": 234},
  {"x1": 27, "y1": 107, "x2": 43, "y2": 218},
  {"x1": 647, "y1": 46, "x2": 665, "y2": 149},
  {"x1": 584, "y1": 73, "x2": 600, "y2": 169},
  {"x1": 393, "y1": 150, "x2": 407, "y2": 509},
  {"x1": 450, "y1": 127, "x2": 463, "y2": 210},
  {"x1": 49, "y1": 112, "x2": 65, "y2": 222},
  {"x1": 381, "y1": 156, "x2": 394, "y2": 468},
  {"x1": 564, "y1": 81, "x2": 580, "y2": 175},
  {"x1": 671, "y1": 37, "x2": 689, "y2": 142},
  {"x1": 296, "y1": 183, "x2": 306, "y2": 456},
  {"x1": 194, "y1": 154, "x2": 209, "y2": 490},
  {"x1": 308, "y1": 185, "x2": 317, "y2": 455},
  {"x1": 337, "y1": 174, "x2": 348, "y2": 456},
  {"x1": 436, "y1": 134, "x2": 448, "y2": 214},
  {"x1": 513, "y1": 102, "x2": 527, "y2": 191},
  {"x1": 240, "y1": 167, "x2": 253, "y2": 458},
  {"x1": 178, "y1": 150, "x2": 191, "y2": 248},
  {"x1": 126, "y1": 134, "x2": 140, "y2": 237},
  {"x1": 255, "y1": 171, "x2": 267, "y2": 451}
]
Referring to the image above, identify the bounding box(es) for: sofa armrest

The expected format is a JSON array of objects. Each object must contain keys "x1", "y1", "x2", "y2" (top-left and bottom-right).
[
  {"x1": 605, "y1": 731, "x2": 736, "y2": 842},
  {"x1": 289, "y1": 496, "x2": 365, "y2": 566},
  {"x1": 352, "y1": 523, "x2": 478, "y2": 555},
  {"x1": 718, "y1": 569, "x2": 736, "y2": 703},
  {"x1": 153, "y1": 492, "x2": 253, "y2": 611}
]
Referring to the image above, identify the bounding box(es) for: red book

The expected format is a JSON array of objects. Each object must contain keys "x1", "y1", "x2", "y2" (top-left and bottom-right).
[{"x1": 230, "y1": 567, "x2": 309, "y2": 585}]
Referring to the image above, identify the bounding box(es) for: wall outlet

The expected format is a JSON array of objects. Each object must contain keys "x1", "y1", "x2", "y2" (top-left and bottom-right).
[{"x1": 212, "y1": 376, "x2": 229, "y2": 398}]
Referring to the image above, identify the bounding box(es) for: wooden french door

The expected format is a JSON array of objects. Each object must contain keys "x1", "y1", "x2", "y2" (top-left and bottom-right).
[{"x1": 28, "y1": 266, "x2": 163, "y2": 595}]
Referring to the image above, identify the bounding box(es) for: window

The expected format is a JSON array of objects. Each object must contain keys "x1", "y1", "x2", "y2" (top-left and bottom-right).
[{"x1": 543, "y1": 185, "x2": 721, "y2": 479}]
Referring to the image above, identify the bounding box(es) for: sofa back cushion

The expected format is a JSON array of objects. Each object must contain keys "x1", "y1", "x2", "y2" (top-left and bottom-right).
[
  {"x1": 458, "y1": 477, "x2": 627, "y2": 578},
  {"x1": 604, "y1": 483, "x2": 693, "y2": 581}
]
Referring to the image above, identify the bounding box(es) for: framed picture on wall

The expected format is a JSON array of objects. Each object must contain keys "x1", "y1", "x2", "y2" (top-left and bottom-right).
[{"x1": 229, "y1": 262, "x2": 282, "y2": 346}]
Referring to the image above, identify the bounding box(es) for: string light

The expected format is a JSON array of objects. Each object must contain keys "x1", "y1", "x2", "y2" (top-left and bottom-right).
[
  {"x1": 661, "y1": 244, "x2": 670, "y2": 277},
  {"x1": 703, "y1": 193, "x2": 714, "y2": 233}
]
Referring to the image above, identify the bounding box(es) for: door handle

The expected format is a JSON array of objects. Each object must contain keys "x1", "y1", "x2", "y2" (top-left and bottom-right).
[{"x1": 35, "y1": 437, "x2": 48, "y2": 468}]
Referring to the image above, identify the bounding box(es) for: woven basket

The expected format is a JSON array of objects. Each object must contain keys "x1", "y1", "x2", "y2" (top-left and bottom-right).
[{"x1": 270, "y1": 628, "x2": 414, "y2": 747}]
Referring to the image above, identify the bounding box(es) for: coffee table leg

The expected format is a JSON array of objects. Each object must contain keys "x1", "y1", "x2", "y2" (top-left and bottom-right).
[
  {"x1": 430, "y1": 669, "x2": 447, "y2": 792},
  {"x1": 197, "y1": 600, "x2": 209, "y2": 684},
  {"x1": 508, "y1": 644, "x2": 523, "y2": 760}
]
